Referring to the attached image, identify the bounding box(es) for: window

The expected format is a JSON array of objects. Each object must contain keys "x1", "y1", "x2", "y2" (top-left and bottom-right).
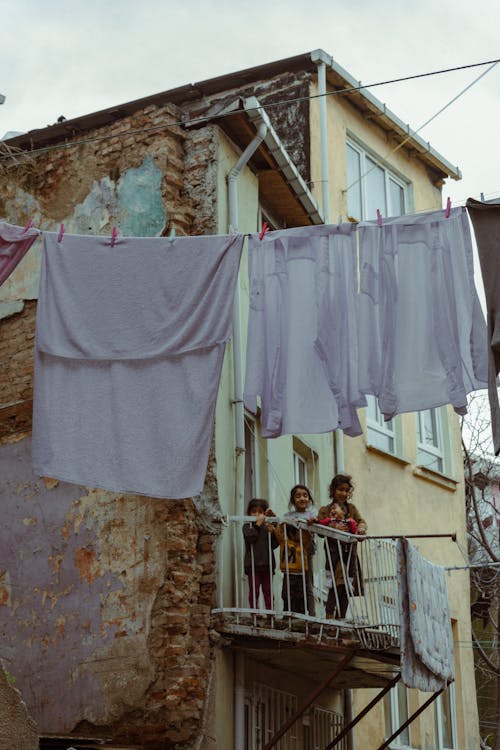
[
  {"x1": 244, "y1": 414, "x2": 260, "y2": 505},
  {"x1": 366, "y1": 395, "x2": 402, "y2": 456},
  {"x1": 310, "y1": 706, "x2": 345, "y2": 749},
  {"x1": 416, "y1": 407, "x2": 454, "y2": 476},
  {"x1": 384, "y1": 683, "x2": 413, "y2": 748},
  {"x1": 293, "y1": 451, "x2": 307, "y2": 485},
  {"x1": 434, "y1": 685, "x2": 457, "y2": 749},
  {"x1": 251, "y1": 684, "x2": 298, "y2": 749},
  {"x1": 346, "y1": 141, "x2": 408, "y2": 221}
]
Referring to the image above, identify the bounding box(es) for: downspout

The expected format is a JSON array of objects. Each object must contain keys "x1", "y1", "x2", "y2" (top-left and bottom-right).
[
  {"x1": 227, "y1": 121, "x2": 267, "y2": 750},
  {"x1": 315, "y1": 57, "x2": 345, "y2": 472}
]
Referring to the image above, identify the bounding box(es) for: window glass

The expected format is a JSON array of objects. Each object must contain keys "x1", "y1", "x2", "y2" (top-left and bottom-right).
[
  {"x1": 441, "y1": 688, "x2": 454, "y2": 748},
  {"x1": 396, "y1": 683, "x2": 410, "y2": 745},
  {"x1": 365, "y1": 157, "x2": 387, "y2": 220},
  {"x1": 347, "y1": 144, "x2": 362, "y2": 220},
  {"x1": 293, "y1": 452, "x2": 307, "y2": 485},
  {"x1": 417, "y1": 409, "x2": 445, "y2": 473},
  {"x1": 366, "y1": 395, "x2": 396, "y2": 454},
  {"x1": 389, "y1": 178, "x2": 405, "y2": 216}
]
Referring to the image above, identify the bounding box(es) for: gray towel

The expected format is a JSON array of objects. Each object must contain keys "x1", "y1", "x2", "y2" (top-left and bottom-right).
[
  {"x1": 466, "y1": 198, "x2": 500, "y2": 454},
  {"x1": 33, "y1": 231, "x2": 244, "y2": 498}
]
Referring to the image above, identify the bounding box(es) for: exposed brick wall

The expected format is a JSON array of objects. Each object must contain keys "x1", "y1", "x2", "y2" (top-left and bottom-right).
[
  {"x1": 183, "y1": 126, "x2": 219, "y2": 236},
  {"x1": 0, "y1": 664, "x2": 38, "y2": 750},
  {"x1": 0, "y1": 301, "x2": 36, "y2": 444},
  {"x1": 0, "y1": 102, "x2": 195, "y2": 235}
]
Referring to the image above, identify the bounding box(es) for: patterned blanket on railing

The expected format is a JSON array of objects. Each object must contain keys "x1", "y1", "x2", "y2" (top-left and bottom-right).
[{"x1": 397, "y1": 538, "x2": 454, "y2": 691}]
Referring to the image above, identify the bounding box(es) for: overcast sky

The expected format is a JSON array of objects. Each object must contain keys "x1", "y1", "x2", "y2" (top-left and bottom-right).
[{"x1": 1, "y1": 0, "x2": 500, "y2": 208}]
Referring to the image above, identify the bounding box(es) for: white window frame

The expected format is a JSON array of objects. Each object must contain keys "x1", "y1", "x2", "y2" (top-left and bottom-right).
[
  {"x1": 365, "y1": 395, "x2": 403, "y2": 457},
  {"x1": 293, "y1": 451, "x2": 307, "y2": 486},
  {"x1": 434, "y1": 684, "x2": 458, "y2": 749},
  {"x1": 346, "y1": 138, "x2": 409, "y2": 221},
  {"x1": 384, "y1": 683, "x2": 415, "y2": 749},
  {"x1": 416, "y1": 407, "x2": 455, "y2": 477}
]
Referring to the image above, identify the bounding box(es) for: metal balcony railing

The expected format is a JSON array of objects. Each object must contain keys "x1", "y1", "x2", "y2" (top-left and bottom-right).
[{"x1": 213, "y1": 516, "x2": 400, "y2": 650}]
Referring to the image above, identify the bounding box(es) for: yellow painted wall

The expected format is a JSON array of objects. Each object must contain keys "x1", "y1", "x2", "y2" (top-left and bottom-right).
[
  {"x1": 308, "y1": 79, "x2": 479, "y2": 749},
  {"x1": 213, "y1": 81, "x2": 479, "y2": 748}
]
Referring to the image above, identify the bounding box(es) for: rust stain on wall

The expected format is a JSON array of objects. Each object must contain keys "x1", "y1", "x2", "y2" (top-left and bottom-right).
[{"x1": 74, "y1": 547, "x2": 101, "y2": 584}]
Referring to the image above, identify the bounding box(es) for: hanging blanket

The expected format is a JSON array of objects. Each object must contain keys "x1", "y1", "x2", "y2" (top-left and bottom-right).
[
  {"x1": 32, "y1": 231, "x2": 244, "y2": 499},
  {"x1": 0, "y1": 222, "x2": 39, "y2": 287},
  {"x1": 397, "y1": 538, "x2": 454, "y2": 691}
]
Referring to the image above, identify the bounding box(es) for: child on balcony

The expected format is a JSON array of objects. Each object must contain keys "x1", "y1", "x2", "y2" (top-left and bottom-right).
[
  {"x1": 316, "y1": 474, "x2": 367, "y2": 619},
  {"x1": 243, "y1": 498, "x2": 278, "y2": 611},
  {"x1": 274, "y1": 485, "x2": 314, "y2": 615}
]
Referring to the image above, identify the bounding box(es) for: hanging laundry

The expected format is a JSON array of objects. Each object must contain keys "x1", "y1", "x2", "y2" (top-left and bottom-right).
[
  {"x1": 397, "y1": 539, "x2": 454, "y2": 691},
  {"x1": 32, "y1": 231, "x2": 244, "y2": 499},
  {"x1": 357, "y1": 207, "x2": 488, "y2": 420},
  {"x1": 466, "y1": 198, "x2": 500, "y2": 455},
  {"x1": 244, "y1": 224, "x2": 366, "y2": 438},
  {"x1": 0, "y1": 222, "x2": 39, "y2": 287}
]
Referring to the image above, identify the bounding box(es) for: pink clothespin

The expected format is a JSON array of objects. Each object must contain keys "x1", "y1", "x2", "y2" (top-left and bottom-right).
[
  {"x1": 259, "y1": 222, "x2": 269, "y2": 241},
  {"x1": 23, "y1": 219, "x2": 33, "y2": 233},
  {"x1": 445, "y1": 197, "x2": 451, "y2": 218},
  {"x1": 110, "y1": 227, "x2": 118, "y2": 247},
  {"x1": 57, "y1": 223, "x2": 65, "y2": 242},
  {"x1": 376, "y1": 209, "x2": 382, "y2": 227}
]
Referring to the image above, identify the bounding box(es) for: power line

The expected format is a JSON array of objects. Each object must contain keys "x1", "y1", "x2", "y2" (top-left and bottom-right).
[
  {"x1": 1, "y1": 56, "x2": 499, "y2": 164},
  {"x1": 345, "y1": 60, "x2": 499, "y2": 195}
]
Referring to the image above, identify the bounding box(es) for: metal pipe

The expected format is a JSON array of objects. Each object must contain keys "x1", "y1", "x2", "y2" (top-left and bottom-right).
[
  {"x1": 227, "y1": 122, "x2": 267, "y2": 453},
  {"x1": 262, "y1": 652, "x2": 356, "y2": 750},
  {"x1": 234, "y1": 653, "x2": 246, "y2": 750},
  {"x1": 228, "y1": 122, "x2": 267, "y2": 750},
  {"x1": 326, "y1": 675, "x2": 401, "y2": 749},
  {"x1": 375, "y1": 685, "x2": 446, "y2": 750}
]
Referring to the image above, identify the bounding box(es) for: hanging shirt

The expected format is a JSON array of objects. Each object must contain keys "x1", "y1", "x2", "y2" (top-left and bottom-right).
[
  {"x1": 466, "y1": 198, "x2": 500, "y2": 455},
  {"x1": 357, "y1": 207, "x2": 488, "y2": 420},
  {"x1": 32, "y1": 231, "x2": 244, "y2": 499},
  {"x1": 244, "y1": 224, "x2": 366, "y2": 438},
  {"x1": 0, "y1": 222, "x2": 39, "y2": 287}
]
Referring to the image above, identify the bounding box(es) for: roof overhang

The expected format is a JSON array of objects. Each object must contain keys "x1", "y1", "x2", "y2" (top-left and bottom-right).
[
  {"x1": 4, "y1": 49, "x2": 460, "y2": 184},
  {"x1": 193, "y1": 96, "x2": 324, "y2": 227},
  {"x1": 310, "y1": 49, "x2": 461, "y2": 181}
]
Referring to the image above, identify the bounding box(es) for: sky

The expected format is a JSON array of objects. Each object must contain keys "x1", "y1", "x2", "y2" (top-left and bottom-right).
[{"x1": 1, "y1": 0, "x2": 500, "y2": 207}]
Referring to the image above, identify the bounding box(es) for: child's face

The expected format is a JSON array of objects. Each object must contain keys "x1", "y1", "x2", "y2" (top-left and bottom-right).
[
  {"x1": 333, "y1": 482, "x2": 351, "y2": 504},
  {"x1": 250, "y1": 506, "x2": 265, "y2": 517},
  {"x1": 331, "y1": 502, "x2": 346, "y2": 520},
  {"x1": 292, "y1": 487, "x2": 310, "y2": 512}
]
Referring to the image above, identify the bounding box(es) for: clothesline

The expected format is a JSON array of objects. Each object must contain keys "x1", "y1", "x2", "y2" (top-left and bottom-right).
[{"x1": 1, "y1": 56, "x2": 498, "y2": 164}]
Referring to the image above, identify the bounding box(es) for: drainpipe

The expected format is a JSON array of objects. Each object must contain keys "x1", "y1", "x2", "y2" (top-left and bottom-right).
[
  {"x1": 234, "y1": 653, "x2": 246, "y2": 750},
  {"x1": 228, "y1": 122, "x2": 267, "y2": 750},
  {"x1": 227, "y1": 121, "x2": 267, "y2": 470},
  {"x1": 315, "y1": 58, "x2": 345, "y2": 473}
]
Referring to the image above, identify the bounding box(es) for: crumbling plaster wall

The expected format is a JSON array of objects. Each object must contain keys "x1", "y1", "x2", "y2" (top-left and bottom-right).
[{"x1": 0, "y1": 103, "x2": 223, "y2": 749}]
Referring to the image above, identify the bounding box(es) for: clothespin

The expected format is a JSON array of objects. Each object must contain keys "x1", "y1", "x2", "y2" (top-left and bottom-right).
[
  {"x1": 445, "y1": 197, "x2": 451, "y2": 218},
  {"x1": 376, "y1": 209, "x2": 382, "y2": 227},
  {"x1": 23, "y1": 218, "x2": 33, "y2": 233},
  {"x1": 259, "y1": 222, "x2": 269, "y2": 241},
  {"x1": 57, "y1": 223, "x2": 65, "y2": 243},
  {"x1": 110, "y1": 227, "x2": 118, "y2": 247}
]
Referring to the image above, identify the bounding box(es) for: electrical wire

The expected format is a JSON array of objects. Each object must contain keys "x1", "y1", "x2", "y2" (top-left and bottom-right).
[
  {"x1": 1, "y1": 56, "x2": 499, "y2": 164},
  {"x1": 345, "y1": 60, "x2": 499, "y2": 195}
]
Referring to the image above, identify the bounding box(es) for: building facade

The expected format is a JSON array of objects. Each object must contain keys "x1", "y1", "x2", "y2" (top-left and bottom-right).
[{"x1": 0, "y1": 50, "x2": 480, "y2": 749}]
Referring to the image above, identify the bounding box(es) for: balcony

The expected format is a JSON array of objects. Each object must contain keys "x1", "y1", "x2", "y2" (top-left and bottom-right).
[{"x1": 212, "y1": 517, "x2": 402, "y2": 690}]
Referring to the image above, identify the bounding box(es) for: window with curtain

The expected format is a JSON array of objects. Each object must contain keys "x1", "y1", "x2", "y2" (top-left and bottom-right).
[{"x1": 346, "y1": 140, "x2": 408, "y2": 221}]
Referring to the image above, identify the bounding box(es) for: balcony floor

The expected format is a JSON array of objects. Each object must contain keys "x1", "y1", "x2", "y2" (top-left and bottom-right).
[{"x1": 212, "y1": 611, "x2": 400, "y2": 689}]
